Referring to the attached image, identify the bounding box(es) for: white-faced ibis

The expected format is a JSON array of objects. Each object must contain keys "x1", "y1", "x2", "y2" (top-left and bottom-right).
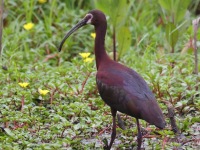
[{"x1": 59, "y1": 10, "x2": 166, "y2": 150}]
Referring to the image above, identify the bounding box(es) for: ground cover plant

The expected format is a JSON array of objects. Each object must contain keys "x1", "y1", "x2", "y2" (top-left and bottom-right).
[{"x1": 0, "y1": 0, "x2": 199, "y2": 149}]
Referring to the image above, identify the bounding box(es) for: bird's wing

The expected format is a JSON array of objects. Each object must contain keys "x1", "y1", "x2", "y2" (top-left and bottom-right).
[
  {"x1": 96, "y1": 67, "x2": 157, "y2": 113},
  {"x1": 97, "y1": 67, "x2": 155, "y2": 103},
  {"x1": 122, "y1": 68, "x2": 155, "y2": 101}
]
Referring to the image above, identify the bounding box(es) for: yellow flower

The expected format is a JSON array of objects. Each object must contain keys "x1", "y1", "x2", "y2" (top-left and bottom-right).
[
  {"x1": 38, "y1": 0, "x2": 47, "y2": 3},
  {"x1": 84, "y1": 57, "x2": 94, "y2": 63},
  {"x1": 18, "y1": 82, "x2": 29, "y2": 88},
  {"x1": 23, "y1": 22, "x2": 34, "y2": 30},
  {"x1": 90, "y1": 33, "x2": 96, "y2": 39},
  {"x1": 79, "y1": 53, "x2": 91, "y2": 59},
  {"x1": 38, "y1": 89, "x2": 49, "y2": 96}
]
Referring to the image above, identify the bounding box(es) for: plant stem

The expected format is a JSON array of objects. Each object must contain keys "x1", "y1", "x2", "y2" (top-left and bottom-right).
[
  {"x1": 192, "y1": 18, "x2": 199, "y2": 91},
  {"x1": 0, "y1": 0, "x2": 3, "y2": 56},
  {"x1": 79, "y1": 72, "x2": 91, "y2": 94},
  {"x1": 113, "y1": 27, "x2": 116, "y2": 61},
  {"x1": 21, "y1": 95, "x2": 25, "y2": 112}
]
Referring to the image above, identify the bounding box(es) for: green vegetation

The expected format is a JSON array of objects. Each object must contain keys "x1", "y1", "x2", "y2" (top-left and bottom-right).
[{"x1": 0, "y1": 0, "x2": 199, "y2": 149}]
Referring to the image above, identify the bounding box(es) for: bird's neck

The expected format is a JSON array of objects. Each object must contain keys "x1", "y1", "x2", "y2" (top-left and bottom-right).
[{"x1": 94, "y1": 24, "x2": 110, "y2": 70}]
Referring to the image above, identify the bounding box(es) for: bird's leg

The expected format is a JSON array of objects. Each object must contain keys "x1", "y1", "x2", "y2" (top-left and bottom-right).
[
  {"x1": 104, "y1": 108, "x2": 117, "y2": 150},
  {"x1": 109, "y1": 108, "x2": 117, "y2": 148},
  {"x1": 136, "y1": 118, "x2": 142, "y2": 150}
]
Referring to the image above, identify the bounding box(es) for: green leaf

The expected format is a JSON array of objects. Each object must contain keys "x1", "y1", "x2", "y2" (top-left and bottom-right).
[
  {"x1": 117, "y1": 27, "x2": 132, "y2": 58},
  {"x1": 158, "y1": 0, "x2": 172, "y2": 11},
  {"x1": 159, "y1": 0, "x2": 191, "y2": 24},
  {"x1": 175, "y1": 0, "x2": 191, "y2": 23},
  {"x1": 94, "y1": 0, "x2": 133, "y2": 28},
  {"x1": 165, "y1": 22, "x2": 179, "y2": 49},
  {"x1": 4, "y1": 128, "x2": 16, "y2": 138}
]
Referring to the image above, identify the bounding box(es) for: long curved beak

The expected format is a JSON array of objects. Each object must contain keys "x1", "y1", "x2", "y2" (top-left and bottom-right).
[{"x1": 58, "y1": 18, "x2": 87, "y2": 52}]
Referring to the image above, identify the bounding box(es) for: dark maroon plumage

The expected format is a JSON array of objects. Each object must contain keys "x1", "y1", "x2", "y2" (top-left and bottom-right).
[
  {"x1": 59, "y1": 9, "x2": 165, "y2": 150},
  {"x1": 97, "y1": 60, "x2": 165, "y2": 129}
]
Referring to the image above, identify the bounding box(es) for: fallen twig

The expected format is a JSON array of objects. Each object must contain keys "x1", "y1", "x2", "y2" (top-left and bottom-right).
[{"x1": 161, "y1": 100, "x2": 180, "y2": 134}]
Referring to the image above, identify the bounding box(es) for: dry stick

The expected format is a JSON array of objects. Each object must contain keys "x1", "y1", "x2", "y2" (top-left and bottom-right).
[
  {"x1": 98, "y1": 126, "x2": 110, "y2": 136},
  {"x1": 167, "y1": 104, "x2": 180, "y2": 134},
  {"x1": 79, "y1": 72, "x2": 92, "y2": 94},
  {"x1": 117, "y1": 114, "x2": 126, "y2": 130},
  {"x1": 165, "y1": 90, "x2": 181, "y2": 134},
  {"x1": 60, "y1": 127, "x2": 66, "y2": 138},
  {"x1": 21, "y1": 95, "x2": 25, "y2": 112},
  {"x1": 50, "y1": 88, "x2": 57, "y2": 104},
  {"x1": 162, "y1": 100, "x2": 180, "y2": 134},
  {"x1": 192, "y1": 18, "x2": 199, "y2": 91},
  {"x1": 0, "y1": 0, "x2": 4, "y2": 56},
  {"x1": 161, "y1": 137, "x2": 169, "y2": 150}
]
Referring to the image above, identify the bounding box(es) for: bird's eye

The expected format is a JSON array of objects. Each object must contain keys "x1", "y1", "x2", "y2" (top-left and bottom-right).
[{"x1": 85, "y1": 14, "x2": 93, "y2": 24}]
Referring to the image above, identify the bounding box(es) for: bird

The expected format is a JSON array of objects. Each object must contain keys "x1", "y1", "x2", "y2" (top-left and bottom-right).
[{"x1": 58, "y1": 9, "x2": 166, "y2": 150}]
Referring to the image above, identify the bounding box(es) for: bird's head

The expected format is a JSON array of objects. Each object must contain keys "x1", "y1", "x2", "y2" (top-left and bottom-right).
[{"x1": 58, "y1": 9, "x2": 106, "y2": 52}]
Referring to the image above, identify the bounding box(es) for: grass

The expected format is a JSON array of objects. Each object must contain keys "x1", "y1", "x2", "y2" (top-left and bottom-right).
[{"x1": 0, "y1": 0, "x2": 200, "y2": 149}]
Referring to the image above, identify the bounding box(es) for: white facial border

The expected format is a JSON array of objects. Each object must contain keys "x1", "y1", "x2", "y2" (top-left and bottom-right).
[{"x1": 85, "y1": 13, "x2": 93, "y2": 24}]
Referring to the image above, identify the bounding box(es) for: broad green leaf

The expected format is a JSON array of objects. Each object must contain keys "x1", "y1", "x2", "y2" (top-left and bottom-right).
[
  {"x1": 117, "y1": 27, "x2": 132, "y2": 58},
  {"x1": 165, "y1": 22, "x2": 179, "y2": 49},
  {"x1": 159, "y1": 0, "x2": 191, "y2": 24},
  {"x1": 94, "y1": 0, "x2": 134, "y2": 58},
  {"x1": 94, "y1": 0, "x2": 133, "y2": 28},
  {"x1": 158, "y1": 0, "x2": 172, "y2": 11},
  {"x1": 174, "y1": 0, "x2": 191, "y2": 23},
  {"x1": 4, "y1": 128, "x2": 16, "y2": 138}
]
